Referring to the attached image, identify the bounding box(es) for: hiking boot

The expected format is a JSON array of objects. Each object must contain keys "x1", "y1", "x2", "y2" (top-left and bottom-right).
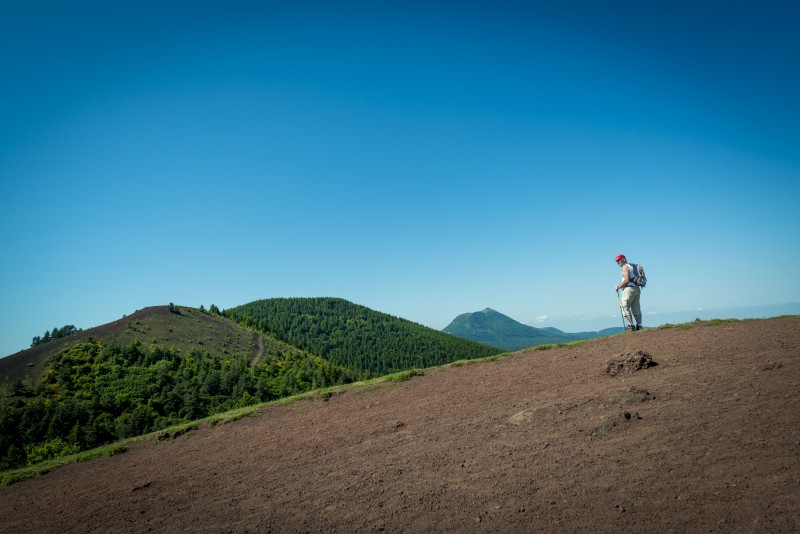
[
  {"x1": 635, "y1": 324, "x2": 643, "y2": 331},
  {"x1": 625, "y1": 325, "x2": 636, "y2": 332}
]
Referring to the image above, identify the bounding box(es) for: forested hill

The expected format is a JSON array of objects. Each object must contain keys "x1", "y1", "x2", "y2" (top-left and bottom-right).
[{"x1": 224, "y1": 298, "x2": 504, "y2": 376}]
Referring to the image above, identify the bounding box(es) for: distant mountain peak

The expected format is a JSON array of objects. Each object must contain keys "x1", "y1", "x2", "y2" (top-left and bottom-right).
[{"x1": 442, "y1": 308, "x2": 619, "y2": 351}]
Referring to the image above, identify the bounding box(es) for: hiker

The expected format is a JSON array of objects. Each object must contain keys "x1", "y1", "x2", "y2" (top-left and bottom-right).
[{"x1": 614, "y1": 254, "x2": 642, "y2": 331}]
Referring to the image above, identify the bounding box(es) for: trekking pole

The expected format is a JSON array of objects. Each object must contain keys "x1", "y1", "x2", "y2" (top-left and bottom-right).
[{"x1": 616, "y1": 289, "x2": 627, "y2": 330}]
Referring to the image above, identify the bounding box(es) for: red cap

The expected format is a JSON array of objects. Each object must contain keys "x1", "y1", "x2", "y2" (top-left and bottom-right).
[{"x1": 615, "y1": 254, "x2": 625, "y2": 261}]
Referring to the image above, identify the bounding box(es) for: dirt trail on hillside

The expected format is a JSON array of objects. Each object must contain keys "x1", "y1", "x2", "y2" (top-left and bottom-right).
[
  {"x1": 1, "y1": 317, "x2": 799, "y2": 533},
  {"x1": 250, "y1": 333, "x2": 265, "y2": 366}
]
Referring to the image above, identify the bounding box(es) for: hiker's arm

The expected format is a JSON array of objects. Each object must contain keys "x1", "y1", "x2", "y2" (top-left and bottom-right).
[{"x1": 615, "y1": 265, "x2": 631, "y2": 290}]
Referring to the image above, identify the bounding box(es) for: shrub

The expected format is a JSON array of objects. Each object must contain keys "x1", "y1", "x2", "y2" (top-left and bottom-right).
[{"x1": 25, "y1": 438, "x2": 80, "y2": 466}]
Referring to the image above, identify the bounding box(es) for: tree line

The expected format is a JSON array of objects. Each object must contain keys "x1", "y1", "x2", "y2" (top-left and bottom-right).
[{"x1": 30, "y1": 325, "x2": 82, "y2": 348}]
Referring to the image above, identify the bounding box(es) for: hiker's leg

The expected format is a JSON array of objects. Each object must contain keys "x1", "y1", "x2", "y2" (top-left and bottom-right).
[
  {"x1": 631, "y1": 289, "x2": 642, "y2": 326},
  {"x1": 620, "y1": 288, "x2": 635, "y2": 325}
]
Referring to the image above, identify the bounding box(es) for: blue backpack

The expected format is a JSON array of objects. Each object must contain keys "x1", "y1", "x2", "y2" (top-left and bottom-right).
[{"x1": 629, "y1": 263, "x2": 647, "y2": 288}]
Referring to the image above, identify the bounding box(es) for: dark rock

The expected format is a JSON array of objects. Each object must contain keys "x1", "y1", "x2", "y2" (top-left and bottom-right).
[
  {"x1": 619, "y1": 387, "x2": 654, "y2": 405},
  {"x1": 606, "y1": 351, "x2": 656, "y2": 375}
]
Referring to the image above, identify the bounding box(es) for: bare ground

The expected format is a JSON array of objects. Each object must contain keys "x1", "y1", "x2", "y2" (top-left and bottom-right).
[{"x1": 1, "y1": 316, "x2": 799, "y2": 533}]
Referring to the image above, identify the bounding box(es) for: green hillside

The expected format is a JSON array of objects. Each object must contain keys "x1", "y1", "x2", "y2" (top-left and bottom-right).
[
  {"x1": 0, "y1": 305, "x2": 360, "y2": 471},
  {"x1": 442, "y1": 308, "x2": 617, "y2": 350},
  {"x1": 0, "y1": 306, "x2": 257, "y2": 387},
  {"x1": 224, "y1": 298, "x2": 504, "y2": 376}
]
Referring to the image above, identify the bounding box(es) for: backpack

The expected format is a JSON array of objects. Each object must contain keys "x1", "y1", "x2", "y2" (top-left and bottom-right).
[{"x1": 629, "y1": 263, "x2": 647, "y2": 288}]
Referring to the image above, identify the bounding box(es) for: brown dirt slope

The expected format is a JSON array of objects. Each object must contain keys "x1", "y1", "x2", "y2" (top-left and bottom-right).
[{"x1": 1, "y1": 316, "x2": 798, "y2": 533}]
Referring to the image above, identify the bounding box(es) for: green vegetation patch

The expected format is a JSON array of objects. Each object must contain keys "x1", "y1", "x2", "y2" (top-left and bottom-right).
[
  {"x1": 157, "y1": 423, "x2": 199, "y2": 441},
  {"x1": 384, "y1": 369, "x2": 424, "y2": 382},
  {"x1": 531, "y1": 340, "x2": 585, "y2": 351},
  {"x1": 658, "y1": 318, "x2": 743, "y2": 331},
  {"x1": 701, "y1": 318, "x2": 740, "y2": 327}
]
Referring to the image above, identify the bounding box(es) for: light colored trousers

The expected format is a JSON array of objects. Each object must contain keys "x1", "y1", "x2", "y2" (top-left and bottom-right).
[{"x1": 620, "y1": 286, "x2": 642, "y2": 324}]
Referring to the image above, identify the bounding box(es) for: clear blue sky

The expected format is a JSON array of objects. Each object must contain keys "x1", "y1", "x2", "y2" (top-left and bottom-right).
[{"x1": 2, "y1": 1, "x2": 799, "y2": 356}]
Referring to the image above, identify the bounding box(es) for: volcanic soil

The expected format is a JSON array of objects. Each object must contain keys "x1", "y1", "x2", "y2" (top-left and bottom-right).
[{"x1": 1, "y1": 316, "x2": 799, "y2": 533}]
